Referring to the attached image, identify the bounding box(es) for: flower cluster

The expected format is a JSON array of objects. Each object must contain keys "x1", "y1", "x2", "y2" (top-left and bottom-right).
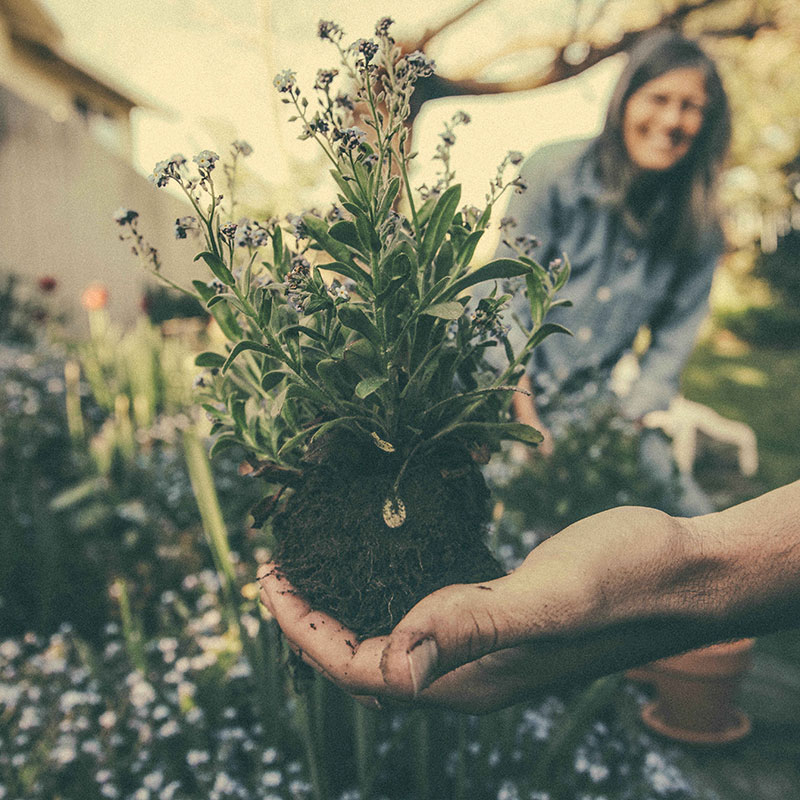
[
  {"x1": 471, "y1": 294, "x2": 511, "y2": 342},
  {"x1": 424, "y1": 110, "x2": 473, "y2": 197},
  {"x1": 114, "y1": 207, "x2": 161, "y2": 272},
  {"x1": 233, "y1": 219, "x2": 271, "y2": 249},
  {"x1": 0, "y1": 583, "x2": 310, "y2": 800},
  {"x1": 317, "y1": 20, "x2": 344, "y2": 42},
  {"x1": 173, "y1": 216, "x2": 198, "y2": 240},
  {"x1": 193, "y1": 150, "x2": 219, "y2": 173}
]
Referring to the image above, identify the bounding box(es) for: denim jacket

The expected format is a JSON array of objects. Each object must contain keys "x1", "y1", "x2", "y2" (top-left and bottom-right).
[{"x1": 495, "y1": 138, "x2": 722, "y2": 419}]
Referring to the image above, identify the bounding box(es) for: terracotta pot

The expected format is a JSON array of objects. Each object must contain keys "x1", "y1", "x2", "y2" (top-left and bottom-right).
[{"x1": 626, "y1": 638, "x2": 755, "y2": 744}]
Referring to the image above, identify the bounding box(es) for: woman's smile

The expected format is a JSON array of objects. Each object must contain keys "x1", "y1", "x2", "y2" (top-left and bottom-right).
[{"x1": 623, "y1": 67, "x2": 707, "y2": 171}]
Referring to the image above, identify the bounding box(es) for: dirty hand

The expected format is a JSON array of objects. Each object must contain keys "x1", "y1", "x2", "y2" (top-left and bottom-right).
[{"x1": 257, "y1": 506, "x2": 697, "y2": 712}]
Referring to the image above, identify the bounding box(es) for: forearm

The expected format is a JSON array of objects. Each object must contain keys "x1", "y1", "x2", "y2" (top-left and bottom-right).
[{"x1": 524, "y1": 482, "x2": 800, "y2": 681}]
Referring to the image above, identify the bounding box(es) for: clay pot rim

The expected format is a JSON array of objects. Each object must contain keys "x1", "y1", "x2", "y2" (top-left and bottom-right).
[{"x1": 647, "y1": 637, "x2": 756, "y2": 679}]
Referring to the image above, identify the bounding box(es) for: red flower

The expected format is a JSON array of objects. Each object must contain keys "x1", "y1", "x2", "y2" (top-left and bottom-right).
[{"x1": 37, "y1": 276, "x2": 58, "y2": 293}]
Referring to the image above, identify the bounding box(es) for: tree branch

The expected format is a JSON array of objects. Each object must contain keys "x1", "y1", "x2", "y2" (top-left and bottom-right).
[
  {"x1": 415, "y1": 0, "x2": 495, "y2": 50},
  {"x1": 407, "y1": 0, "x2": 774, "y2": 121}
]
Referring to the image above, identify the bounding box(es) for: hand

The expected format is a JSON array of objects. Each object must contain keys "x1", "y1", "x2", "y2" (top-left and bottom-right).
[
  {"x1": 257, "y1": 559, "x2": 586, "y2": 713},
  {"x1": 259, "y1": 482, "x2": 800, "y2": 714},
  {"x1": 257, "y1": 506, "x2": 678, "y2": 713}
]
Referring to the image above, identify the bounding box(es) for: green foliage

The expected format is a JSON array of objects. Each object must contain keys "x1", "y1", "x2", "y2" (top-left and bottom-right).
[
  {"x1": 494, "y1": 394, "x2": 669, "y2": 532},
  {"x1": 129, "y1": 22, "x2": 569, "y2": 505},
  {"x1": 0, "y1": 273, "x2": 64, "y2": 345},
  {"x1": 753, "y1": 229, "x2": 800, "y2": 307}
]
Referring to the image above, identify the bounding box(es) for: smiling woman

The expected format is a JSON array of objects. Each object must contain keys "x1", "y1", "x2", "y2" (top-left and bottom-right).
[
  {"x1": 493, "y1": 30, "x2": 732, "y2": 516},
  {"x1": 622, "y1": 66, "x2": 707, "y2": 172}
]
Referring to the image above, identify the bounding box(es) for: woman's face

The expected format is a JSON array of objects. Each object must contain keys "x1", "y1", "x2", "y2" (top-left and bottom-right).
[{"x1": 622, "y1": 67, "x2": 707, "y2": 171}]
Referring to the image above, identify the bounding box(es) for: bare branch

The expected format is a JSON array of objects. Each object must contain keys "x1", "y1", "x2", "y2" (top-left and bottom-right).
[
  {"x1": 415, "y1": 0, "x2": 495, "y2": 50},
  {"x1": 408, "y1": 0, "x2": 774, "y2": 120}
]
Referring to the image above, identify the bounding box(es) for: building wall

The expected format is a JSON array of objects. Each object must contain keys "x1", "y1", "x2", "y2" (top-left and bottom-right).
[
  {"x1": 0, "y1": 84, "x2": 203, "y2": 330},
  {"x1": 0, "y1": 15, "x2": 132, "y2": 156}
]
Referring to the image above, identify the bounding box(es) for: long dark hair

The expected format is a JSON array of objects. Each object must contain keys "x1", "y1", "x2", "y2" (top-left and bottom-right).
[{"x1": 592, "y1": 30, "x2": 731, "y2": 252}]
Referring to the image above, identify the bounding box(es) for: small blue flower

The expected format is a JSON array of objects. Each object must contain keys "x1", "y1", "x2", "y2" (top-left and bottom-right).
[
  {"x1": 405, "y1": 51, "x2": 436, "y2": 78},
  {"x1": 317, "y1": 20, "x2": 344, "y2": 41},
  {"x1": 193, "y1": 150, "x2": 219, "y2": 172},
  {"x1": 147, "y1": 160, "x2": 172, "y2": 188},
  {"x1": 273, "y1": 69, "x2": 297, "y2": 94},
  {"x1": 353, "y1": 38, "x2": 379, "y2": 63},
  {"x1": 334, "y1": 126, "x2": 367, "y2": 152}
]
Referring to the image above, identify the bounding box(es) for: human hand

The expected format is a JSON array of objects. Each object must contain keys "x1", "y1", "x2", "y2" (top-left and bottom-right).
[
  {"x1": 257, "y1": 558, "x2": 585, "y2": 713},
  {"x1": 257, "y1": 508, "x2": 669, "y2": 712}
]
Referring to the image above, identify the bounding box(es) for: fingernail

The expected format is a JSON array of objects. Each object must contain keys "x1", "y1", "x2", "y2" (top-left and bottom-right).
[{"x1": 407, "y1": 638, "x2": 438, "y2": 696}]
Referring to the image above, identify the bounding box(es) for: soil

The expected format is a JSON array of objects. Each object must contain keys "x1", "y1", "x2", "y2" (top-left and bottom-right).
[{"x1": 271, "y1": 439, "x2": 505, "y2": 638}]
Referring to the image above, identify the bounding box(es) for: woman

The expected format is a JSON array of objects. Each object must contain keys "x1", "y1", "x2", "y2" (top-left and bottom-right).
[{"x1": 499, "y1": 30, "x2": 731, "y2": 514}]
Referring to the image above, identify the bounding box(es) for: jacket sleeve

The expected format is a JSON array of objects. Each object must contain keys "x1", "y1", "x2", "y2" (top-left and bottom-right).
[{"x1": 620, "y1": 235, "x2": 722, "y2": 420}]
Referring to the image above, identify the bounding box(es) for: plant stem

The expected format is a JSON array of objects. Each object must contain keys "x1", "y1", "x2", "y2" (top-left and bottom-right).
[
  {"x1": 182, "y1": 427, "x2": 239, "y2": 631},
  {"x1": 353, "y1": 702, "x2": 375, "y2": 799},
  {"x1": 113, "y1": 578, "x2": 147, "y2": 673}
]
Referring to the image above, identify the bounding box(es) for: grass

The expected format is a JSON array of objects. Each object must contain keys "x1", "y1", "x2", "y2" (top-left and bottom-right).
[{"x1": 682, "y1": 328, "x2": 800, "y2": 496}]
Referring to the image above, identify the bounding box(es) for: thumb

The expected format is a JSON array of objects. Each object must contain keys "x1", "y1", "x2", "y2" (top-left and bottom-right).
[{"x1": 379, "y1": 574, "x2": 523, "y2": 696}]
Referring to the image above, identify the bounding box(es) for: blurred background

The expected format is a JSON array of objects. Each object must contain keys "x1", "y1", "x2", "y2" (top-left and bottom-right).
[{"x1": 2, "y1": 1, "x2": 800, "y2": 799}]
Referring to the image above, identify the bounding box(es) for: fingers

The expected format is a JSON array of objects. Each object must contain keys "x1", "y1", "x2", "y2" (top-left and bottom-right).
[
  {"x1": 379, "y1": 574, "x2": 522, "y2": 696},
  {"x1": 258, "y1": 563, "x2": 390, "y2": 696}
]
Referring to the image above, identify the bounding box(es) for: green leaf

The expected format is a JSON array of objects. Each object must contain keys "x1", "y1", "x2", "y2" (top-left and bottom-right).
[
  {"x1": 271, "y1": 226, "x2": 284, "y2": 272},
  {"x1": 207, "y1": 295, "x2": 227, "y2": 308},
  {"x1": 355, "y1": 375, "x2": 389, "y2": 399},
  {"x1": 526, "y1": 322, "x2": 572, "y2": 349},
  {"x1": 318, "y1": 261, "x2": 373, "y2": 287},
  {"x1": 211, "y1": 306, "x2": 242, "y2": 341},
  {"x1": 269, "y1": 386, "x2": 287, "y2": 418},
  {"x1": 192, "y1": 280, "x2": 214, "y2": 302},
  {"x1": 261, "y1": 370, "x2": 285, "y2": 392},
  {"x1": 209, "y1": 435, "x2": 241, "y2": 458},
  {"x1": 433, "y1": 239, "x2": 455, "y2": 283},
  {"x1": 443, "y1": 421, "x2": 544, "y2": 445},
  {"x1": 419, "y1": 184, "x2": 461, "y2": 267},
  {"x1": 526, "y1": 273, "x2": 547, "y2": 329},
  {"x1": 329, "y1": 220, "x2": 365, "y2": 253},
  {"x1": 277, "y1": 424, "x2": 322, "y2": 458},
  {"x1": 422, "y1": 301, "x2": 464, "y2": 320},
  {"x1": 303, "y1": 214, "x2": 359, "y2": 267},
  {"x1": 330, "y1": 170, "x2": 358, "y2": 204},
  {"x1": 456, "y1": 229, "x2": 485, "y2": 267},
  {"x1": 316, "y1": 358, "x2": 356, "y2": 394},
  {"x1": 554, "y1": 253, "x2": 571, "y2": 291},
  {"x1": 374, "y1": 273, "x2": 407, "y2": 305},
  {"x1": 258, "y1": 289, "x2": 273, "y2": 327},
  {"x1": 230, "y1": 399, "x2": 247, "y2": 432},
  {"x1": 285, "y1": 382, "x2": 328, "y2": 405},
  {"x1": 337, "y1": 305, "x2": 381, "y2": 348},
  {"x1": 282, "y1": 324, "x2": 327, "y2": 343},
  {"x1": 309, "y1": 416, "x2": 363, "y2": 443},
  {"x1": 354, "y1": 213, "x2": 381, "y2": 253},
  {"x1": 376, "y1": 176, "x2": 401, "y2": 219},
  {"x1": 222, "y1": 340, "x2": 272, "y2": 373},
  {"x1": 195, "y1": 352, "x2": 226, "y2": 368},
  {"x1": 438, "y1": 258, "x2": 531, "y2": 302},
  {"x1": 195, "y1": 251, "x2": 235, "y2": 286}
]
